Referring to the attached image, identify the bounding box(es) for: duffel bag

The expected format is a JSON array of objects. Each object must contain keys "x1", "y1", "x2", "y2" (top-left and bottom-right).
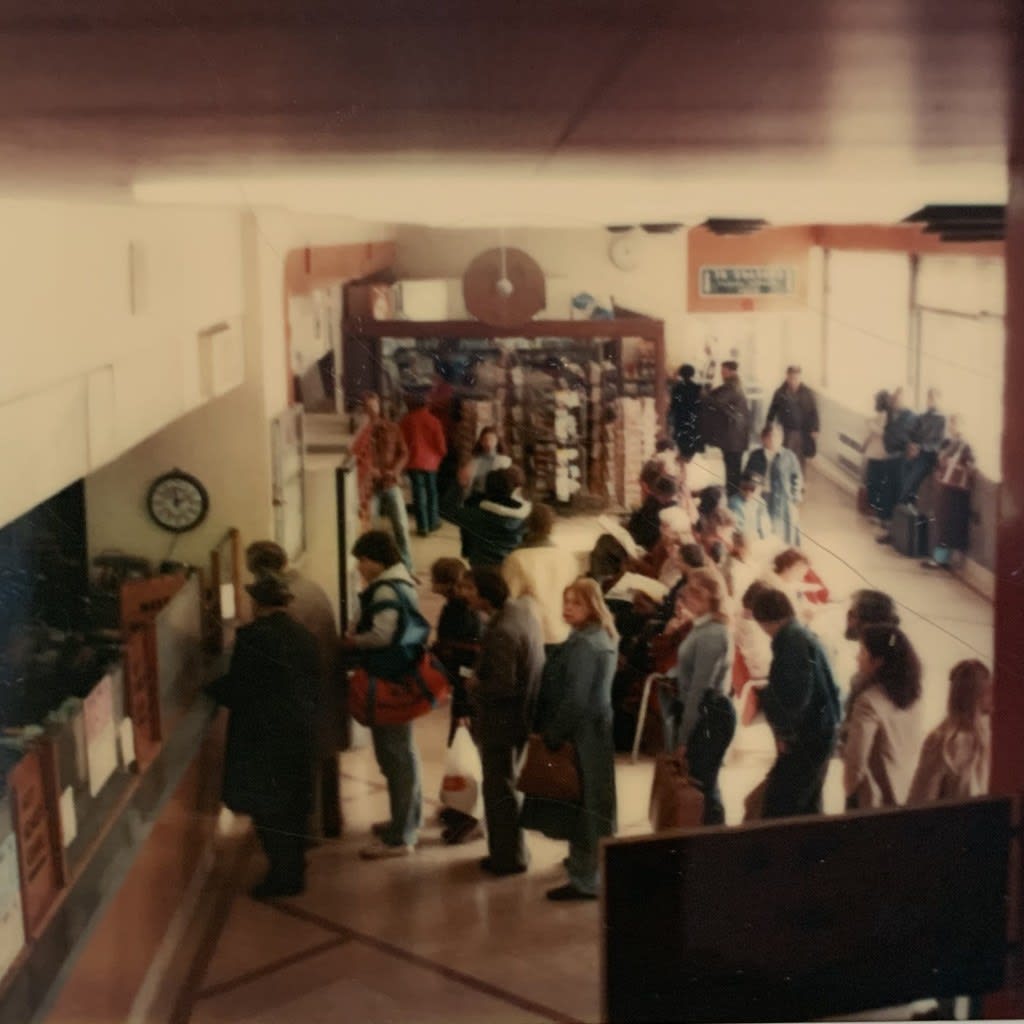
[{"x1": 349, "y1": 652, "x2": 450, "y2": 727}]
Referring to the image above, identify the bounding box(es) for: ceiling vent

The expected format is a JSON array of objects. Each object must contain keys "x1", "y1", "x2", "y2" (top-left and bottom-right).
[
  {"x1": 903, "y1": 204, "x2": 1005, "y2": 243},
  {"x1": 702, "y1": 218, "x2": 768, "y2": 236}
]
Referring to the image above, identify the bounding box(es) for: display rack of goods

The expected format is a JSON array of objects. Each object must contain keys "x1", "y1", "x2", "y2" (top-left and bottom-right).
[{"x1": 616, "y1": 397, "x2": 658, "y2": 508}]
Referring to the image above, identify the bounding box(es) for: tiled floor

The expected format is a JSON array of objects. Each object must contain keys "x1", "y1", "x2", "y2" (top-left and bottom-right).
[{"x1": 187, "y1": 457, "x2": 992, "y2": 1023}]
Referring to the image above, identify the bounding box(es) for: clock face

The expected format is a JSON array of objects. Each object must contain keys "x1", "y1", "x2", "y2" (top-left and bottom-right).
[
  {"x1": 609, "y1": 234, "x2": 642, "y2": 272},
  {"x1": 146, "y1": 471, "x2": 209, "y2": 533}
]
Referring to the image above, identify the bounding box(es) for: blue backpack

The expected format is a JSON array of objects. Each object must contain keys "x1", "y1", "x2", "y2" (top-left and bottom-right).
[{"x1": 355, "y1": 578, "x2": 430, "y2": 682}]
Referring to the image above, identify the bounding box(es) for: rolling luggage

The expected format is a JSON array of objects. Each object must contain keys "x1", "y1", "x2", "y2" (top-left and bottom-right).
[{"x1": 890, "y1": 503, "x2": 929, "y2": 558}]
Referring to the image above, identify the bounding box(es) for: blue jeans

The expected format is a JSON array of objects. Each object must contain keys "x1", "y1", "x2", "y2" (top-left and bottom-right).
[
  {"x1": 370, "y1": 485, "x2": 413, "y2": 571},
  {"x1": 407, "y1": 470, "x2": 439, "y2": 535},
  {"x1": 370, "y1": 722, "x2": 422, "y2": 847},
  {"x1": 567, "y1": 827, "x2": 600, "y2": 895}
]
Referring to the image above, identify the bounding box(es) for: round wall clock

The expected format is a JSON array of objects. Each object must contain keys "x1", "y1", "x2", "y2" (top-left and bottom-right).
[
  {"x1": 608, "y1": 233, "x2": 643, "y2": 272},
  {"x1": 146, "y1": 469, "x2": 210, "y2": 533}
]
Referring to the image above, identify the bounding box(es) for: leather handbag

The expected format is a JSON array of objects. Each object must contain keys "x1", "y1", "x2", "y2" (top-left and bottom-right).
[
  {"x1": 648, "y1": 750, "x2": 705, "y2": 832},
  {"x1": 348, "y1": 651, "x2": 450, "y2": 727},
  {"x1": 515, "y1": 734, "x2": 582, "y2": 803}
]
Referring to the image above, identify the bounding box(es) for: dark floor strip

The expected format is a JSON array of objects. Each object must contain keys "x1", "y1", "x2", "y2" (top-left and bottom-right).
[
  {"x1": 269, "y1": 901, "x2": 586, "y2": 1024},
  {"x1": 194, "y1": 936, "x2": 349, "y2": 1002}
]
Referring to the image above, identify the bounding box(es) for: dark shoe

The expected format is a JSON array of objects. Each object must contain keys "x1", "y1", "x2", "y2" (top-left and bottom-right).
[
  {"x1": 250, "y1": 878, "x2": 305, "y2": 900},
  {"x1": 371, "y1": 820, "x2": 391, "y2": 839},
  {"x1": 546, "y1": 884, "x2": 596, "y2": 902},
  {"x1": 921, "y1": 559, "x2": 943, "y2": 570},
  {"x1": 443, "y1": 818, "x2": 483, "y2": 845},
  {"x1": 480, "y1": 856, "x2": 527, "y2": 876},
  {"x1": 875, "y1": 534, "x2": 892, "y2": 545}
]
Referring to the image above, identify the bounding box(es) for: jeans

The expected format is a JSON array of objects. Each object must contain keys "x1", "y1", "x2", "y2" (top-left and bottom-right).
[
  {"x1": 370, "y1": 722, "x2": 422, "y2": 847},
  {"x1": 370, "y1": 485, "x2": 413, "y2": 571},
  {"x1": 722, "y1": 450, "x2": 744, "y2": 498},
  {"x1": 567, "y1": 827, "x2": 600, "y2": 895},
  {"x1": 480, "y1": 741, "x2": 529, "y2": 871},
  {"x1": 762, "y1": 737, "x2": 833, "y2": 818},
  {"x1": 407, "y1": 469, "x2": 440, "y2": 535},
  {"x1": 685, "y1": 694, "x2": 737, "y2": 825},
  {"x1": 899, "y1": 450, "x2": 938, "y2": 506}
]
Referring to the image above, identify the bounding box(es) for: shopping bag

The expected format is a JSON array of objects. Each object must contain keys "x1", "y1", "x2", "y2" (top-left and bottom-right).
[
  {"x1": 439, "y1": 725, "x2": 482, "y2": 817},
  {"x1": 515, "y1": 734, "x2": 582, "y2": 804},
  {"x1": 648, "y1": 750, "x2": 704, "y2": 832}
]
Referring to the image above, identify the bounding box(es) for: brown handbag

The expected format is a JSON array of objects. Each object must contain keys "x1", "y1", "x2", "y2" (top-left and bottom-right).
[
  {"x1": 515, "y1": 734, "x2": 582, "y2": 803},
  {"x1": 648, "y1": 750, "x2": 705, "y2": 832}
]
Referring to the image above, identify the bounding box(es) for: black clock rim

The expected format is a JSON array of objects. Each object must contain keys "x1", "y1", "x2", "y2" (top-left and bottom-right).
[{"x1": 146, "y1": 471, "x2": 210, "y2": 534}]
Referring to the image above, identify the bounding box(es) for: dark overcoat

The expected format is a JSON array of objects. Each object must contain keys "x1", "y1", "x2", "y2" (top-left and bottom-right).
[{"x1": 208, "y1": 611, "x2": 318, "y2": 821}]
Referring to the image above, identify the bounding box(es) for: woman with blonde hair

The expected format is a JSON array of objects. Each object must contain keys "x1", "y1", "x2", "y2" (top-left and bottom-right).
[
  {"x1": 521, "y1": 578, "x2": 619, "y2": 901},
  {"x1": 908, "y1": 660, "x2": 992, "y2": 803},
  {"x1": 659, "y1": 567, "x2": 736, "y2": 823}
]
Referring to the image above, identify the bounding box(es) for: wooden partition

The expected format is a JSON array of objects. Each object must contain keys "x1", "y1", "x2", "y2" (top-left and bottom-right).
[{"x1": 603, "y1": 799, "x2": 1015, "y2": 1023}]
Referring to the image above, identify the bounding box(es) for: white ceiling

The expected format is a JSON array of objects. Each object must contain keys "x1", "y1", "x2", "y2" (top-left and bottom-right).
[{"x1": 0, "y1": 0, "x2": 1012, "y2": 227}]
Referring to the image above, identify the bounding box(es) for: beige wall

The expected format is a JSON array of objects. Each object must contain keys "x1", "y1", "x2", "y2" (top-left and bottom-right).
[
  {"x1": 394, "y1": 225, "x2": 689, "y2": 365},
  {"x1": 85, "y1": 208, "x2": 396, "y2": 574}
]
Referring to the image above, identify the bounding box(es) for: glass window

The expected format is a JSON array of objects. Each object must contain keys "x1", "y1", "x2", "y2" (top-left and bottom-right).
[{"x1": 825, "y1": 251, "x2": 912, "y2": 411}]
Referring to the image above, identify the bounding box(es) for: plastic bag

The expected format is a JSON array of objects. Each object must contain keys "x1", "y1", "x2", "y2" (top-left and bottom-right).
[{"x1": 439, "y1": 725, "x2": 482, "y2": 817}]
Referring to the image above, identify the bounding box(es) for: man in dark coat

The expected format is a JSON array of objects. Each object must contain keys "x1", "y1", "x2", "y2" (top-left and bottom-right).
[
  {"x1": 668, "y1": 363, "x2": 704, "y2": 461},
  {"x1": 441, "y1": 468, "x2": 530, "y2": 567},
  {"x1": 751, "y1": 588, "x2": 841, "y2": 818},
  {"x1": 765, "y1": 365, "x2": 820, "y2": 469},
  {"x1": 208, "y1": 573, "x2": 318, "y2": 899},
  {"x1": 898, "y1": 387, "x2": 946, "y2": 506},
  {"x1": 705, "y1": 360, "x2": 752, "y2": 497},
  {"x1": 462, "y1": 566, "x2": 545, "y2": 876}
]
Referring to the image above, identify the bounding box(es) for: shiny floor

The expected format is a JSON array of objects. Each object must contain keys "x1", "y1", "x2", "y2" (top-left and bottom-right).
[{"x1": 187, "y1": 460, "x2": 992, "y2": 1023}]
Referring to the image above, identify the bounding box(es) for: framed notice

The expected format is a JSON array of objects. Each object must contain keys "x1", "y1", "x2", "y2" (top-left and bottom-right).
[{"x1": 699, "y1": 265, "x2": 796, "y2": 297}]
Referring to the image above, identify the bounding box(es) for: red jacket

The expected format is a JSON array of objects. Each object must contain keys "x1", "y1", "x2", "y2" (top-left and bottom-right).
[{"x1": 400, "y1": 407, "x2": 448, "y2": 471}]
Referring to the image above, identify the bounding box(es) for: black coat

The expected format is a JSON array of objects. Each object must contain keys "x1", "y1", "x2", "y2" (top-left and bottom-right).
[
  {"x1": 668, "y1": 379, "x2": 705, "y2": 456},
  {"x1": 766, "y1": 383, "x2": 820, "y2": 448},
  {"x1": 208, "y1": 611, "x2": 319, "y2": 820},
  {"x1": 705, "y1": 379, "x2": 752, "y2": 453}
]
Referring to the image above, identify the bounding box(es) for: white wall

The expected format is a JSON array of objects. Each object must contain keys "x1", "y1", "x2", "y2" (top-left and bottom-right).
[
  {"x1": 85, "y1": 207, "x2": 396, "y2": 573},
  {"x1": 0, "y1": 198, "x2": 244, "y2": 529},
  {"x1": 394, "y1": 225, "x2": 688, "y2": 362}
]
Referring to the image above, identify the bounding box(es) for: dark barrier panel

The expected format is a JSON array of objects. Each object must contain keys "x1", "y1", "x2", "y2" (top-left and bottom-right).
[{"x1": 603, "y1": 799, "x2": 1012, "y2": 1023}]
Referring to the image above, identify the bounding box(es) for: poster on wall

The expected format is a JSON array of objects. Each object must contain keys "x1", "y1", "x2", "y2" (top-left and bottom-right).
[{"x1": 700, "y1": 265, "x2": 796, "y2": 296}]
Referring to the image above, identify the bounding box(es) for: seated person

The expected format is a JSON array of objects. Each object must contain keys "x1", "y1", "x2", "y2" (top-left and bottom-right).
[
  {"x1": 765, "y1": 548, "x2": 827, "y2": 623},
  {"x1": 441, "y1": 467, "x2": 530, "y2": 567},
  {"x1": 634, "y1": 505, "x2": 694, "y2": 584}
]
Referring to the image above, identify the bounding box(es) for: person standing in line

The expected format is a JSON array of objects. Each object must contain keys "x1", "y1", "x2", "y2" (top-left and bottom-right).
[
  {"x1": 840, "y1": 589, "x2": 901, "y2": 711},
  {"x1": 208, "y1": 574, "x2": 318, "y2": 899},
  {"x1": 923, "y1": 414, "x2": 976, "y2": 570},
  {"x1": 522, "y1": 579, "x2": 618, "y2": 901},
  {"x1": 706, "y1": 359, "x2": 752, "y2": 498},
  {"x1": 875, "y1": 387, "x2": 916, "y2": 535},
  {"x1": 245, "y1": 541, "x2": 343, "y2": 839},
  {"x1": 351, "y1": 391, "x2": 413, "y2": 571},
  {"x1": 503, "y1": 503, "x2": 583, "y2": 647},
  {"x1": 668, "y1": 363, "x2": 705, "y2": 463},
  {"x1": 399, "y1": 390, "x2": 448, "y2": 537},
  {"x1": 751, "y1": 588, "x2": 841, "y2": 818},
  {"x1": 461, "y1": 567, "x2": 544, "y2": 877},
  {"x1": 659, "y1": 568, "x2": 737, "y2": 824},
  {"x1": 898, "y1": 387, "x2": 946, "y2": 508},
  {"x1": 765, "y1": 365, "x2": 820, "y2": 469},
  {"x1": 862, "y1": 389, "x2": 891, "y2": 519},
  {"x1": 743, "y1": 423, "x2": 804, "y2": 545},
  {"x1": 842, "y1": 625, "x2": 924, "y2": 809},
  {"x1": 341, "y1": 531, "x2": 424, "y2": 859},
  {"x1": 908, "y1": 659, "x2": 992, "y2": 803}
]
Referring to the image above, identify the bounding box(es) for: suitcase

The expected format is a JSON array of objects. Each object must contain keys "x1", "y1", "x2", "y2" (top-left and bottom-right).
[{"x1": 890, "y1": 503, "x2": 929, "y2": 557}]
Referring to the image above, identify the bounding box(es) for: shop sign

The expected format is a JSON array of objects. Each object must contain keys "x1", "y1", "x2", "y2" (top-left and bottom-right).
[{"x1": 699, "y1": 265, "x2": 796, "y2": 296}]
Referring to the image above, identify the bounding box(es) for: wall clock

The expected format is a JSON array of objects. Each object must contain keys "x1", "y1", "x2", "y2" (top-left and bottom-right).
[
  {"x1": 609, "y1": 233, "x2": 643, "y2": 272},
  {"x1": 146, "y1": 469, "x2": 210, "y2": 533}
]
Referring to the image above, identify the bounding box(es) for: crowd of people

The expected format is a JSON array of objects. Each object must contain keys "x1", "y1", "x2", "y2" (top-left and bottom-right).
[{"x1": 204, "y1": 380, "x2": 990, "y2": 908}]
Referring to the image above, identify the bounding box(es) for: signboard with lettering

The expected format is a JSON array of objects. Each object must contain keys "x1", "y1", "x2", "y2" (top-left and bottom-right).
[{"x1": 699, "y1": 265, "x2": 797, "y2": 297}]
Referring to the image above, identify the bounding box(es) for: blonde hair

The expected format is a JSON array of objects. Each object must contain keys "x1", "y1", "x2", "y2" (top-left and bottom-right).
[
  {"x1": 563, "y1": 578, "x2": 618, "y2": 642},
  {"x1": 686, "y1": 567, "x2": 731, "y2": 625}
]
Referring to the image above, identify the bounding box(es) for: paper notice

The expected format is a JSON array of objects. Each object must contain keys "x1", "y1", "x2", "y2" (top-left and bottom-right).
[
  {"x1": 59, "y1": 786, "x2": 77, "y2": 846},
  {"x1": 118, "y1": 718, "x2": 136, "y2": 767}
]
